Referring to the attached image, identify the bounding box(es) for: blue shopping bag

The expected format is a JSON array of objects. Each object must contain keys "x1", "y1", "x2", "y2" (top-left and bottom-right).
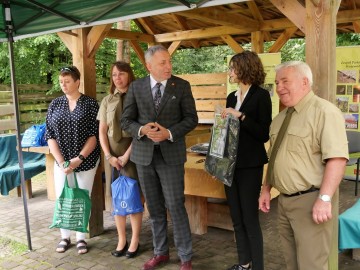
[
  {"x1": 111, "y1": 173, "x2": 143, "y2": 216},
  {"x1": 21, "y1": 123, "x2": 48, "y2": 147}
]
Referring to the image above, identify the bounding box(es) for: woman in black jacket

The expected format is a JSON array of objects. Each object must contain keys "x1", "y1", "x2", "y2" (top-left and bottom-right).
[{"x1": 221, "y1": 51, "x2": 272, "y2": 270}]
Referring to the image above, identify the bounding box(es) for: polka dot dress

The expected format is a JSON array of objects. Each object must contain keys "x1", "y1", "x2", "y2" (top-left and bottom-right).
[{"x1": 45, "y1": 94, "x2": 101, "y2": 172}]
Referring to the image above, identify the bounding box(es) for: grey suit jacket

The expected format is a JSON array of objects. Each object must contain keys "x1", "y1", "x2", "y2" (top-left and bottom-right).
[{"x1": 121, "y1": 75, "x2": 198, "y2": 166}]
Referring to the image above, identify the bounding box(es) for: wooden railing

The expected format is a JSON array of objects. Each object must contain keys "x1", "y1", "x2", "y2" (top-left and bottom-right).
[
  {"x1": 0, "y1": 73, "x2": 227, "y2": 133},
  {"x1": 0, "y1": 84, "x2": 108, "y2": 133}
]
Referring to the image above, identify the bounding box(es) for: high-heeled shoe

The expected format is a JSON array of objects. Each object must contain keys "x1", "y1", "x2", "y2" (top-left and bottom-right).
[
  {"x1": 125, "y1": 243, "x2": 140, "y2": 258},
  {"x1": 111, "y1": 241, "x2": 128, "y2": 257}
]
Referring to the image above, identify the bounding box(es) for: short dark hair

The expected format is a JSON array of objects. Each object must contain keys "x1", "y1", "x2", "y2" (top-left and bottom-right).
[
  {"x1": 229, "y1": 51, "x2": 266, "y2": 85},
  {"x1": 109, "y1": 61, "x2": 135, "y2": 94},
  {"x1": 59, "y1": 66, "x2": 81, "y2": 81}
]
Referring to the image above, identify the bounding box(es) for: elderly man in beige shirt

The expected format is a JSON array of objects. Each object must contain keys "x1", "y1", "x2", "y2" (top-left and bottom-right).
[{"x1": 259, "y1": 61, "x2": 348, "y2": 270}]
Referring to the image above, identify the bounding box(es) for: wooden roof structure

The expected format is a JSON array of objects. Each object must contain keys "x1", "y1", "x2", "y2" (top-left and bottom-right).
[{"x1": 131, "y1": 0, "x2": 360, "y2": 49}]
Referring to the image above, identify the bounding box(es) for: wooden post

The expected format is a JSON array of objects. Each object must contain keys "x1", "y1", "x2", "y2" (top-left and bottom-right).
[
  {"x1": 72, "y1": 28, "x2": 103, "y2": 237},
  {"x1": 251, "y1": 31, "x2": 264, "y2": 53},
  {"x1": 305, "y1": 0, "x2": 340, "y2": 102},
  {"x1": 305, "y1": 1, "x2": 341, "y2": 269},
  {"x1": 117, "y1": 21, "x2": 131, "y2": 61}
]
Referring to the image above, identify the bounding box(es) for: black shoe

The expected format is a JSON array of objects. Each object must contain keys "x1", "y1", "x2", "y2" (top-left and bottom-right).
[
  {"x1": 111, "y1": 241, "x2": 128, "y2": 257},
  {"x1": 125, "y1": 243, "x2": 140, "y2": 258},
  {"x1": 227, "y1": 264, "x2": 251, "y2": 270}
]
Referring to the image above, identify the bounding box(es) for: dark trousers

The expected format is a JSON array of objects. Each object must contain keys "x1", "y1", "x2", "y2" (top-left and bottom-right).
[{"x1": 225, "y1": 166, "x2": 264, "y2": 270}]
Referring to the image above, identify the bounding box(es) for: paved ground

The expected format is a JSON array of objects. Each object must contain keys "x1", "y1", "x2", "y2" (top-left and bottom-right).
[{"x1": 0, "y1": 173, "x2": 359, "y2": 270}]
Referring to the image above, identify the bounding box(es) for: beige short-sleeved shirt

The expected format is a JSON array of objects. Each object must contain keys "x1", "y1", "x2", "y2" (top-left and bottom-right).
[
  {"x1": 97, "y1": 90, "x2": 128, "y2": 142},
  {"x1": 268, "y1": 91, "x2": 349, "y2": 194}
]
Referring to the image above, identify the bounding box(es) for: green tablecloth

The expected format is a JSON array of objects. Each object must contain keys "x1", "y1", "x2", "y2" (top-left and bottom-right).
[
  {"x1": 0, "y1": 134, "x2": 45, "y2": 195},
  {"x1": 339, "y1": 199, "x2": 360, "y2": 250}
]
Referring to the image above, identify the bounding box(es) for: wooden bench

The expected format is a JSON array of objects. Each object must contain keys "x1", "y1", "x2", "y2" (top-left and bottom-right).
[
  {"x1": 1, "y1": 105, "x2": 30, "y2": 198},
  {"x1": 0, "y1": 134, "x2": 46, "y2": 199}
]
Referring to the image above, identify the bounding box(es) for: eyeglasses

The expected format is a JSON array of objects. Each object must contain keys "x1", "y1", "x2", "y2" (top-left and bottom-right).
[
  {"x1": 228, "y1": 66, "x2": 235, "y2": 72},
  {"x1": 60, "y1": 67, "x2": 76, "y2": 73}
]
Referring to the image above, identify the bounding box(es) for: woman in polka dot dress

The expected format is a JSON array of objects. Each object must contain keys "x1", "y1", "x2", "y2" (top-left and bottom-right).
[
  {"x1": 45, "y1": 66, "x2": 100, "y2": 255},
  {"x1": 97, "y1": 61, "x2": 143, "y2": 258}
]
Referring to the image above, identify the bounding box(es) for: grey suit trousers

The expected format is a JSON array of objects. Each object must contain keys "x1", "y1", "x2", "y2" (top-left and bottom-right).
[{"x1": 136, "y1": 147, "x2": 192, "y2": 262}]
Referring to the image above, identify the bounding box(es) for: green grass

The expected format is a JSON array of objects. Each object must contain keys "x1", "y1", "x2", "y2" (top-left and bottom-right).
[{"x1": 0, "y1": 237, "x2": 28, "y2": 258}]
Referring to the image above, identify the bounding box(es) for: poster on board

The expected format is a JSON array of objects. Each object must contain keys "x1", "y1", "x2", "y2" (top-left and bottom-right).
[
  {"x1": 336, "y1": 46, "x2": 360, "y2": 132},
  {"x1": 336, "y1": 46, "x2": 360, "y2": 180}
]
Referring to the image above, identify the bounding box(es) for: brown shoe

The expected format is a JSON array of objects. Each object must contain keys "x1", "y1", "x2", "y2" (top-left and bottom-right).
[
  {"x1": 180, "y1": 260, "x2": 192, "y2": 270},
  {"x1": 141, "y1": 255, "x2": 170, "y2": 270}
]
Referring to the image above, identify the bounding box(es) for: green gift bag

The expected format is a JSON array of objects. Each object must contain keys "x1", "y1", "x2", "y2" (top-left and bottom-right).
[{"x1": 49, "y1": 172, "x2": 92, "y2": 233}]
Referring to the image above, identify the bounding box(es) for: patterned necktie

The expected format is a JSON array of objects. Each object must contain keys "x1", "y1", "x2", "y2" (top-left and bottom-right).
[
  {"x1": 154, "y1": 82, "x2": 162, "y2": 113},
  {"x1": 266, "y1": 107, "x2": 295, "y2": 186}
]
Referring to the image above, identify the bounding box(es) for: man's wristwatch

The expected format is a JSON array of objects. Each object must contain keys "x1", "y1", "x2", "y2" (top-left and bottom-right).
[
  {"x1": 319, "y1": 194, "x2": 331, "y2": 202},
  {"x1": 78, "y1": 154, "x2": 85, "y2": 161}
]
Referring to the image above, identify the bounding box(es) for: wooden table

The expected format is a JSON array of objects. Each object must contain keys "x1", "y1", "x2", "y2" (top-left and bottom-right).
[
  {"x1": 21, "y1": 146, "x2": 104, "y2": 237},
  {"x1": 184, "y1": 151, "x2": 279, "y2": 235},
  {"x1": 22, "y1": 146, "x2": 55, "y2": 200},
  {"x1": 184, "y1": 152, "x2": 230, "y2": 235}
]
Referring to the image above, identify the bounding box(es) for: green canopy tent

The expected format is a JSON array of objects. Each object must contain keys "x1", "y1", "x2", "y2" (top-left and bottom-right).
[{"x1": 0, "y1": 0, "x2": 241, "y2": 251}]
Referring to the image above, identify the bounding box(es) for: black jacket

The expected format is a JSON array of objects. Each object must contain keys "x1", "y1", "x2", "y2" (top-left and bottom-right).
[{"x1": 226, "y1": 85, "x2": 272, "y2": 168}]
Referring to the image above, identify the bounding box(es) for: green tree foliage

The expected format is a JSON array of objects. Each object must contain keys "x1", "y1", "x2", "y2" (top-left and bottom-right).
[
  {"x1": 279, "y1": 39, "x2": 305, "y2": 62},
  {"x1": 337, "y1": 33, "x2": 360, "y2": 46},
  {"x1": 172, "y1": 45, "x2": 233, "y2": 75},
  {"x1": 0, "y1": 29, "x2": 359, "y2": 88},
  {"x1": 0, "y1": 35, "x2": 72, "y2": 85}
]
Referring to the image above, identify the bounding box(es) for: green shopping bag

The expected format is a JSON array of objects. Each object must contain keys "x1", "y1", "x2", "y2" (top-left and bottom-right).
[{"x1": 49, "y1": 172, "x2": 92, "y2": 233}]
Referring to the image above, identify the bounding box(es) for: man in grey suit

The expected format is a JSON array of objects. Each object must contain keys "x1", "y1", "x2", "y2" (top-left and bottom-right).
[{"x1": 121, "y1": 45, "x2": 198, "y2": 270}]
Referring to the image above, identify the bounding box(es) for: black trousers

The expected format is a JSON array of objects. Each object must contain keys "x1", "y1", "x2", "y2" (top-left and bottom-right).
[{"x1": 225, "y1": 166, "x2": 264, "y2": 270}]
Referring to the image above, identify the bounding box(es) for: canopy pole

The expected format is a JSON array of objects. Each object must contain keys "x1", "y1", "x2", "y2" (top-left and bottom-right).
[{"x1": 4, "y1": 1, "x2": 32, "y2": 251}]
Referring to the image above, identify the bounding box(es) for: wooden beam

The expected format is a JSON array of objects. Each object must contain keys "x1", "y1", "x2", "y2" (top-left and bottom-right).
[
  {"x1": 251, "y1": 31, "x2": 264, "y2": 53},
  {"x1": 129, "y1": 40, "x2": 146, "y2": 68},
  {"x1": 178, "y1": 6, "x2": 259, "y2": 28},
  {"x1": 72, "y1": 28, "x2": 96, "y2": 97},
  {"x1": 168, "y1": 40, "x2": 182, "y2": 56},
  {"x1": 270, "y1": 0, "x2": 306, "y2": 33},
  {"x1": 353, "y1": 21, "x2": 360, "y2": 33},
  {"x1": 106, "y1": 29, "x2": 155, "y2": 43},
  {"x1": 172, "y1": 14, "x2": 200, "y2": 48},
  {"x1": 57, "y1": 31, "x2": 75, "y2": 55},
  {"x1": 87, "y1": 24, "x2": 112, "y2": 58},
  {"x1": 247, "y1": 1, "x2": 272, "y2": 41},
  {"x1": 136, "y1": 17, "x2": 157, "y2": 35},
  {"x1": 337, "y1": 9, "x2": 360, "y2": 23},
  {"x1": 155, "y1": 25, "x2": 258, "y2": 43},
  {"x1": 108, "y1": 6, "x2": 360, "y2": 50},
  {"x1": 268, "y1": 27, "x2": 298, "y2": 53},
  {"x1": 221, "y1": 35, "x2": 244, "y2": 53}
]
